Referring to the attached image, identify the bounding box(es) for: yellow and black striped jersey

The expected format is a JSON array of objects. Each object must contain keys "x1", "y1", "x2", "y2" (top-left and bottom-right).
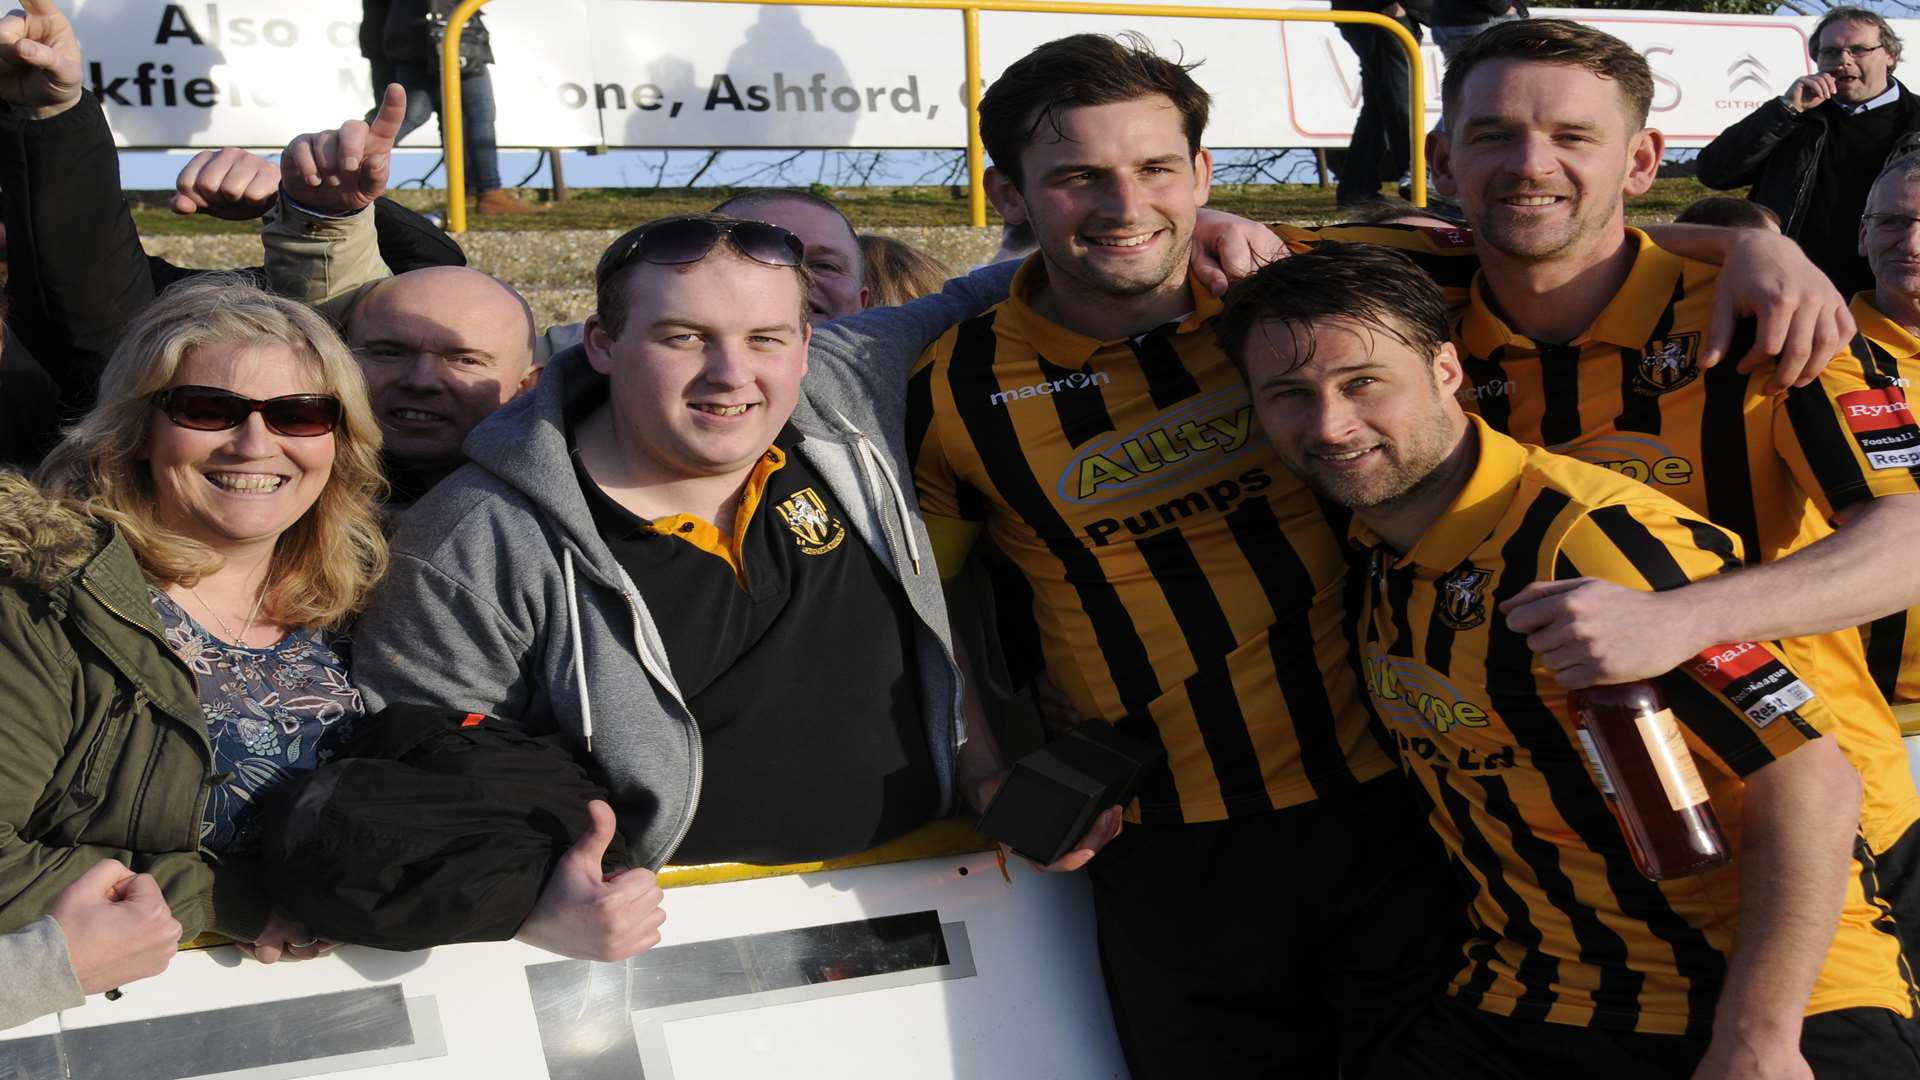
[
  {"x1": 909, "y1": 257, "x2": 1396, "y2": 824},
  {"x1": 1360, "y1": 416, "x2": 1915, "y2": 1034},
  {"x1": 1843, "y1": 294, "x2": 1920, "y2": 716},
  {"x1": 1451, "y1": 229, "x2": 1920, "y2": 856}
]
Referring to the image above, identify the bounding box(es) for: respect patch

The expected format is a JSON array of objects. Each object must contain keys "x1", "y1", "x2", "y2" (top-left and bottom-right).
[{"x1": 1839, "y1": 387, "x2": 1920, "y2": 470}]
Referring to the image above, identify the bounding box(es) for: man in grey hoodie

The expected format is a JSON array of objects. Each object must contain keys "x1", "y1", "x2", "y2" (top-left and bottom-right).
[{"x1": 347, "y1": 206, "x2": 1282, "y2": 961}]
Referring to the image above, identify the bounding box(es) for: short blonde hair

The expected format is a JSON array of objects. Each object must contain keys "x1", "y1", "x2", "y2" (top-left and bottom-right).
[{"x1": 37, "y1": 275, "x2": 387, "y2": 630}]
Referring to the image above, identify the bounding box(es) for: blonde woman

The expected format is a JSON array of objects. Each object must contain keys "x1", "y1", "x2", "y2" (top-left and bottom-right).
[{"x1": 0, "y1": 274, "x2": 386, "y2": 976}]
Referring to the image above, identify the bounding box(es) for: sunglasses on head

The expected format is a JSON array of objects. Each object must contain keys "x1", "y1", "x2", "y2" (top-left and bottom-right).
[
  {"x1": 596, "y1": 218, "x2": 805, "y2": 290},
  {"x1": 150, "y1": 385, "x2": 343, "y2": 438}
]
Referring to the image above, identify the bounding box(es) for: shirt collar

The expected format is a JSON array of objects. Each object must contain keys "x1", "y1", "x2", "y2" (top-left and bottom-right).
[
  {"x1": 1459, "y1": 228, "x2": 1680, "y2": 356},
  {"x1": 1849, "y1": 290, "x2": 1920, "y2": 357},
  {"x1": 1841, "y1": 80, "x2": 1901, "y2": 115},
  {"x1": 1347, "y1": 414, "x2": 1527, "y2": 573},
  {"x1": 996, "y1": 253, "x2": 1224, "y2": 365}
]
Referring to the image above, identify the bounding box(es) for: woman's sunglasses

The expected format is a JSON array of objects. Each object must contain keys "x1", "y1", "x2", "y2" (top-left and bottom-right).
[
  {"x1": 149, "y1": 385, "x2": 343, "y2": 438},
  {"x1": 596, "y1": 218, "x2": 805, "y2": 290}
]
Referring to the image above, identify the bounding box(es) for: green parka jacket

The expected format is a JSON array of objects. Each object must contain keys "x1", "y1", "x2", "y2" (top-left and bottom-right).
[{"x1": 0, "y1": 473, "x2": 269, "y2": 941}]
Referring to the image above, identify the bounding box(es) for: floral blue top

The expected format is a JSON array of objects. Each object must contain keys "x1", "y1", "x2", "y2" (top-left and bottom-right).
[{"x1": 149, "y1": 588, "x2": 363, "y2": 857}]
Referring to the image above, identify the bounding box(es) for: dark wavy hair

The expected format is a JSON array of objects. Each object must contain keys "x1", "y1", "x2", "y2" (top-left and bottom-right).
[{"x1": 1215, "y1": 243, "x2": 1452, "y2": 378}]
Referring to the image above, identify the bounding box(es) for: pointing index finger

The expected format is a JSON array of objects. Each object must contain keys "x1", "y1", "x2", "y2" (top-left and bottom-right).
[{"x1": 367, "y1": 83, "x2": 407, "y2": 156}]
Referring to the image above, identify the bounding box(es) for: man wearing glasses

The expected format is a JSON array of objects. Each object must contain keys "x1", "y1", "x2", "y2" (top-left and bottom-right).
[{"x1": 1700, "y1": 6, "x2": 1920, "y2": 296}]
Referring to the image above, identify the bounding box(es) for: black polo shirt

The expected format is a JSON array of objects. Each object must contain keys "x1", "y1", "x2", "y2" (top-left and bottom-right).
[{"x1": 571, "y1": 420, "x2": 937, "y2": 866}]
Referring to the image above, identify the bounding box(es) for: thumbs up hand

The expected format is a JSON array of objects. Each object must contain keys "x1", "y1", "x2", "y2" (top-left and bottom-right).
[{"x1": 515, "y1": 800, "x2": 667, "y2": 962}]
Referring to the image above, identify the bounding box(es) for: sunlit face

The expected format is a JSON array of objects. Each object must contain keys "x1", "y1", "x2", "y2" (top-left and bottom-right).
[
  {"x1": 1433, "y1": 60, "x2": 1660, "y2": 265},
  {"x1": 988, "y1": 95, "x2": 1212, "y2": 302},
  {"x1": 586, "y1": 251, "x2": 811, "y2": 484},
  {"x1": 1243, "y1": 316, "x2": 1463, "y2": 511},
  {"x1": 1817, "y1": 18, "x2": 1895, "y2": 105},
  {"x1": 742, "y1": 198, "x2": 868, "y2": 324},
  {"x1": 1862, "y1": 174, "x2": 1920, "y2": 300},
  {"x1": 146, "y1": 340, "x2": 336, "y2": 553},
  {"x1": 348, "y1": 267, "x2": 536, "y2": 468}
]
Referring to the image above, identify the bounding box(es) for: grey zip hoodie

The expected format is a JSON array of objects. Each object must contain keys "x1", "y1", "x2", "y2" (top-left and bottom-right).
[{"x1": 350, "y1": 263, "x2": 1016, "y2": 870}]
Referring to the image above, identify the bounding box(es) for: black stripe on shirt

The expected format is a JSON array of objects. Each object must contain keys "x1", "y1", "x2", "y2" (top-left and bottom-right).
[
  {"x1": 1136, "y1": 527, "x2": 1273, "y2": 813},
  {"x1": 947, "y1": 313, "x2": 1177, "y2": 813},
  {"x1": 1465, "y1": 342, "x2": 1513, "y2": 434},
  {"x1": 1227, "y1": 495, "x2": 1359, "y2": 797},
  {"x1": 1127, "y1": 325, "x2": 1203, "y2": 409},
  {"x1": 906, "y1": 363, "x2": 935, "y2": 471},
  {"x1": 1035, "y1": 352, "x2": 1118, "y2": 449},
  {"x1": 1491, "y1": 489, "x2": 1725, "y2": 1033},
  {"x1": 1701, "y1": 363, "x2": 1763, "y2": 560},
  {"x1": 1785, "y1": 365, "x2": 1873, "y2": 513},
  {"x1": 1539, "y1": 343, "x2": 1586, "y2": 448},
  {"x1": 1586, "y1": 505, "x2": 1694, "y2": 591},
  {"x1": 1434, "y1": 771, "x2": 1560, "y2": 1013},
  {"x1": 1479, "y1": 773, "x2": 1640, "y2": 1023},
  {"x1": 1680, "y1": 518, "x2": 1745, "y2": 573},
  {"x1": 1615, "y1": 276, "x2": 1687, "y2": 436}
]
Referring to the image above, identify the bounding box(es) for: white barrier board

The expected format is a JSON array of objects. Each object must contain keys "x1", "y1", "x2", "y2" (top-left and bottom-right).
[
  {"x1": 0, "y1": 847, "x2": 1129, "y2": 1079},
  {"x1": 63, "y1": 1, "x2": 1908, "y2": 150}
]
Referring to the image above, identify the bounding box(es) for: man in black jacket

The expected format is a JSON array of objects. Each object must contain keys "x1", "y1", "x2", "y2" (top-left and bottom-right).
[
  {"x1": 375, "y1": 0, "x2": 539, "y2": 215},
  {"x1": 1698, "y1": 6, "x2": 1920, "y2": 297},
  {"x1": 1332, "y1": 0, "x2": 1427, "y2": 207}
]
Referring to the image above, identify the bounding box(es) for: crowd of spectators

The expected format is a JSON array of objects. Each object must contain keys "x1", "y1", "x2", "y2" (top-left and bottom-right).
[{"x1": 4, "y1": 4, "x2": 1920, "y2": 1080}]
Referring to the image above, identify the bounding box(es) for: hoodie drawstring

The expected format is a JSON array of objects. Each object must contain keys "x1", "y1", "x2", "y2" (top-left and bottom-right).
[
  {"x1": 832, "y1": 408, "x2": 922, "y2": 576},
  {"x1": 562, "y1": 548, "x2": 594, "y2": 751}
]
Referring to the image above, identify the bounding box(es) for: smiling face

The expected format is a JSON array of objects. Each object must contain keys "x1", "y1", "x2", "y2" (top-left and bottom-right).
[
  {"x1": 988, "y1": 95, "x2": 1212, "y2": 305},
  {"x1": 146, "y1": 340, "x2": 336, "y2": 556},
  {"x1": 1863, "y1": 171, "x2": 1920, "y2": 301},
  {"x1": 1433, "y1": 59, "x2": 1660, "y2": 267},
  {"x1": 1818, "y1": 17, "x2": 1895, "y2": 105},
  {"x1": 586, "y1": 250, "x2": 811, "y2": 485},
  {"x1": 1243, "y1": 316, "x2": 1465, "y2": 512},
  {"x1": 741, "y1": 197, "x2": 869, "y2": 324},
  {"x1": 348, "y1": 267, "x2": 536, "y2": 468}
]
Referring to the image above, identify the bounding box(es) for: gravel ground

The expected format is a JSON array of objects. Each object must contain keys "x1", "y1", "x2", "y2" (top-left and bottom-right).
[{"x1": 144, "y1": 225, "x2": 1005, "y2": 331}]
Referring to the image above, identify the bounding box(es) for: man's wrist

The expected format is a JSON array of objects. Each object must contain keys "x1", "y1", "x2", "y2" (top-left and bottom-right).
[
  {"x1": 1777, "y1": 94, "x2": 1803, "y2": 116},
  {"x1": 23, "y1": 95, "x2": 80, "y2": 121}
]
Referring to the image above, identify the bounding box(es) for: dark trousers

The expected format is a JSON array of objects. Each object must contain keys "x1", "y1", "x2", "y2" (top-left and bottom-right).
[
  {"x1": 1086, "y1": 774, "x2": 1464, "y2": 1079},
  {"x1": 1336, "y1": 17, "x2": 1420, "y2": 207},
  {"x1": 1383, "y1": 995, "x2": 1920, "y2": 1078},
  {"x1": 389, "y1": 61, "x2": 503, "y2": 194}
]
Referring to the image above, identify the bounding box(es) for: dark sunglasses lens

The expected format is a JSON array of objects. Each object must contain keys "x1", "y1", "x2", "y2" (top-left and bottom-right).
[
  {"x1": 730, "y1": 222, "x2": 805, "y2": 267},
  {"x1": 639, "y1": 219, "x2": 725, "y2": 265},
  {"x1": 165, "y1": 388, "x2": 251, "y2": 431},
  {"x1": 262, "y1": 397, "x2": 342, "y2": 437}
]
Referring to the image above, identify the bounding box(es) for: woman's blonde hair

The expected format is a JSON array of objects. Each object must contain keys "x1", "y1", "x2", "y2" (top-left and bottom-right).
[
  {"x1": 859, "y1": 234, "x2": 952, "y2": 308},
  {"x1": 36, "y1": 274, "x2": 387, "y2": 630}
]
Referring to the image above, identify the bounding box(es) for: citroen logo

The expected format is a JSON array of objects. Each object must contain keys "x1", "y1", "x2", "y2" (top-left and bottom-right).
[{"x1": 1728, "y1": 55, "x2": 1772, "y2": 95}]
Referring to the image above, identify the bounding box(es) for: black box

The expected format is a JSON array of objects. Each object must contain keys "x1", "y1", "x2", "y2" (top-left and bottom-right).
[{"x1": 977, "y1": 722, "x2": 1165, "y2": 865}]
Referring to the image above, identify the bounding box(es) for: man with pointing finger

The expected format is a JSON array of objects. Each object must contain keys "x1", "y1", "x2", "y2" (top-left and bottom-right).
[{"x1": 1699, "y1": 6, "x2": 1920, "y2": 296}]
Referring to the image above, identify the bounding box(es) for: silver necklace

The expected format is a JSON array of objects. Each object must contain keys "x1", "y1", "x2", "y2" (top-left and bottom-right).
[{"x1": 186, "y1": 580, "x2": 269, "y2": 646}]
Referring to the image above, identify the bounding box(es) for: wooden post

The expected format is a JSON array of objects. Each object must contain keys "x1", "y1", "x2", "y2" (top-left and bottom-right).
[
  {"x1": 1315, "y1": 148, "x2": 1329, "y2": 189},
  {"x1": 548, "y1": 149, "x2": 568, "y2": 202}
]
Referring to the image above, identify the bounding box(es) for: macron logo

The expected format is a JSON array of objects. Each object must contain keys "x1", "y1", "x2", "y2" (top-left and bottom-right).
[{"x1": 990, "y1": 370, "x2": 1111, "y2": 406}]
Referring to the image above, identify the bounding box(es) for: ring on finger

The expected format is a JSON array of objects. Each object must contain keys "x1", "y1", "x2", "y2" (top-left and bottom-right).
[{"x1": 289, "y1": 938, "x2": 318, "y2": 949}]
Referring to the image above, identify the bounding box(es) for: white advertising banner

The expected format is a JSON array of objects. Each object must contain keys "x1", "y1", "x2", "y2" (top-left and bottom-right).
[{"x1": 67, "y1": 0, "x2": 1906, "y2": 151}]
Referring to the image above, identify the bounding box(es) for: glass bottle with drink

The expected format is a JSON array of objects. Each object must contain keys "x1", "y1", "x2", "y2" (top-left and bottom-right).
[{"x1": 1572, "y1": 681, "x2": 1731, "y2": 880}]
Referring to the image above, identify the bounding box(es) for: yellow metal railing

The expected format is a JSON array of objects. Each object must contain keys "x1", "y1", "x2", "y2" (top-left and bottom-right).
[{"x1": 441, "y1": 0, "x2": 1425, "y2": 232}]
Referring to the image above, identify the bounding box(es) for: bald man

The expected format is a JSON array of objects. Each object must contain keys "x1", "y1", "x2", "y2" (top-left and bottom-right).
[{"x1": 347, "y1": 266, "x2": 537, "y2": 501}]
